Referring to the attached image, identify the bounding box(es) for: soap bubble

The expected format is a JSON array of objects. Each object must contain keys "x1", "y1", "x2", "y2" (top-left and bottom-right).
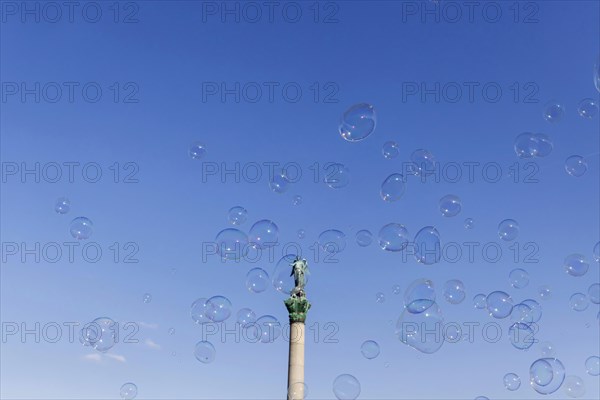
[
  {"x1": 378, "y1": 223, "x2": 409, "y2": 252},
  {"x1": 142, "y1": 293, "x2": 152, "y2": 304},
  {"x1": 55, "y1": 197, "x2": 70, "y2": 214},
  {"x1": 543, "y1": 100, "x2": 564, "y2": 123},
  {"x1": 509, "y1": 268, "x2": 529, "y2": 289},
  {"x1": 564, "y1": 254, "x2": 589, "y2": 277},
  {"x1": 531, "y1": 133, "x2": 553, "y2": 157},
  {"x1": 392, "y1": 284, "x2": 401, "y2": 295},
  {"x1": 585, "y1": 356, "x2": 599, "y2": 376},
  {"x1": 360, "y1": 340, "x2": 380, "y2": 359},
  {"x1": 292, "y1": 195, "x2": 303, "y2": 206},
  {"x1": 404, "y1": 279, "x2": 436, "y2": 313},
  {"x1": 397, "y1": 302, "x2": 444, "y2": 354},
  {"x1": 509, "y1": 323, "x2": 535, "y2": 350},
  {"x1": 382, "y1": 141, "x2": 400, "y2": 159},
  {"x1": 443, "y1": 280, "x2": 465, "y2": 304},
  {"x1": 474, "y1": 396, "x2": 489, "y2": 400},
  {"x1": 529, "y1": 358, "x2": 565, "y2": 394},
  {"x1": 236, "y1": 308, "x2": 256, "y2": 327},
  {"x1": 540, "y1": 342, "x2": 555, "y2": 357},
  {"x1": 375, "y1": 292, "x2": 385, "y2": 303},
  {"x1": 215, "y1": 228, "x2": 248, "y2": 261},
  {"x1": 120, "y1": 383, "x2": 138, "y2": 399},
  {"x1": 563, "y1": 375, "x2": 585, "y2": 398},
  {"x1": 569, "y1": 293, "x2": 589, "y2": 311},
  {"x1": 324, "y1": 163, "x2": 351, "y2": 189},
  {"x1": 297, "y1": 229, "x2": 306, "y2": 239},
  {"x1": 538, "y1": 285, "x2": 552, "y2": 300},
  {"x1": 565, "y1": 155, "x2": 588, "y2": 177},
  {"x1": 486, "y1": 291, "x2": 513, "y2": 319},
  {"x1": 514, "y1": 132, "x2": 537, "y2": 158},
  {"x1": 439, "y1": 195, "x2": 461, "y2": 217},
  {"x1": 413, "y1": 226, "x2": 441, "y2": 264},
  {"x1": 273, "y1": 254, "x2": 307, "y2": 295},
  {"x1": 70, "y1": 217, "x2": 93, "y2": 240},
  {"x1": 577, "y1": 98, "x2": 598, "y2": 118},
  {"x1": 503, "y1": 373, "x2": 521, "y2": 391},
  {"x1": 256, "y1": 315, "x2": 281, "y2": 343},
  {"x1": 521, "y1": 299, "x2": 543, "y2": 323},
  {"x1": 194, "y1": 341, "x2": 215, "y2": 363},
  {"x1": 356, "y1": 230, "x2": 373, "y2": 247},
  {"x1": 269, "y1": 169, "x2": 290, "y2": 193},
  {"x1": 332, "y1": 374, "x2": 361, "y2": 400},
  {"x1": 190, "y1": 298, "x2": 211, "y2": 324},
  {"x1": 189, "y1": 142, "x2": 206, "y2": 159},
  {"x1": 410, "y1": 149, "x2": 436, "y2": 176},
  {"x1": 498, "y1": 219, "x2": 519, "y2": 241},
  {"x1": 246, "y1": 268, "x2": 269, "y2": 293},
  {"x1": 319, "y1": 229, "x2": 346, "y2": 254},
  {"x1": 339, "y1": 103, "x2": 376, "y2": 142},
  {"x1": 594, "y1": 242, "x2": 600, "y2": 262},
  {"x1": 510, "y1": 303, "x2": 534, "y2": 324},
  {"x1": 380, "y1": 174, "x2": 406, "y2": 202},
  {"x1": 82, "y1": 317, "x2": 117, "y2": 352},
  {"x1": 249, "y1": 220, "x2": 279, "y2": 249},
  {"x1": 168, "y1": 328, "x2": 175, "y2": 335},
  {"x1": 588, "y1": 283, "x2": 600, "y2": 304},
  {"x1": 473, "y1": 294, "x2": 487, "y2": 309},
  {"x1": 288, "y1": 382, "x2": 308, "y2": 400},
  {"x1": 464, "y1": 218, "x2": 474, "y2": 229},
  {"x1": 595, "y1": 57, "x2": 600, "y2": 92},
  {"x1": 206, "y1": 296, "x2": 232, "y2": 322},
  {"x1": 228, "y1": 206, "x2": 247, "y2": 225}
]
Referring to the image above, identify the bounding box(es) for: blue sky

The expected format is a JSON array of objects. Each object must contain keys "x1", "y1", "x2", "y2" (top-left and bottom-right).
[{"x1": 1, "y1": 1, "x2": 599, "y2": 399}]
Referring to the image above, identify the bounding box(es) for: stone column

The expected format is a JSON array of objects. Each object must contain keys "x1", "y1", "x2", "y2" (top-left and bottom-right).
[{"x1": 284, "y1": 295, "x2": 311, "y2": 400}]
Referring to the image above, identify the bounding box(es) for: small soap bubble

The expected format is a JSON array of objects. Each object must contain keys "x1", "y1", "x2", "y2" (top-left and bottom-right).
[
  {"x1": 569, "y1": 293, "x2": 589, "y2": 311},
  {"x1": 529, "y1": 358, "x2": 566, "y2": 395},
  {"x1": 356, "y1": 230, "x2": 373, "y2": 247},
  {"x1": 292, "y1": 195, "x2": 303, "y2": 206},
  {"x1": 439, "y1": 195, "x2": 461, "y2": 217},
  {"x1": 577, "y1": 98, "x2": 598, "y2": 118},
  {"x1": 473, "y1": 294, "x2": 487, "y2": 309},
  {"x1": 236, "y1": 308, "x2": 256, "y2": 327},
  {"x1": 443, "y1": 280, "x2": 465, "y2": 304},
  {"x1": 509, "y1": 268, "x2": 529, "y2": 289},
  {"x1": 120, "y1": 383, "x2": 138, "y2": 399},
  {"x1": 498, "y1": 219, "x2": 519, "y2": 241},
  {"x1": 538, "y1": 285, "x2": 552, "y2": 300},
  {"x1": 332, "y1": 374, "x2": 361, "y2": 400},
  {"x1": 382, "y1": 141, "x2": 400, "y2": 159},
  {"x1": 392, "y1": 285, "x2": 401, "y2": 295},
  {"x1": 55, "y1": 197, "x2": 70, "y2": 214},
  {"x1": 249, "y1": 220, "x2": 279, "y2": 249},
  {"x1": 486, "y1": 291, "x2": 513, "y2": 319},
  {"x1": 539, "y1": 341, "x2": 555, "y2": 358},
  {"x1": 324, "y1": 163, "x2": 351, "y2": 189},
  {"x1": 269, "y1": 170, "x2": 290, "y2": 193},
  {"x1": 297, "y1": 229, "x2": 306, "y2": 239},
  {"x1": 189, "y1": 142, "x2": 206, "y2": 159},
  {"x1": 543, "y1": 100, "x2": 564, "y2": 123},
  {"x1": 375, "y1": 292, "x2": 385, "y2": 303},
  {"x1": 563, "y1": 375, "x2": 585, "y2": 398},
  {"x1": 142, "y1": 293, "x2": 152, "y2": 304},
  {"x1": 404, "y1": 279, "x2": 435, "y2": 313},
  {"x1": 464, "y1": 218, "x2": 474, "y2": 229},
  {"x1": 588, "y1": 283, "x2": 600, "y2": 304},
  {"x1": 228, "y1": 206, "x2": 247, "y2": 225},
  {"x1": 410, "y1": 149, "x2": 436, "y2": 176},
  {"x1": 413, "y1": 226, "x2": 441, "y2": 265},
  {"x1": 378, "y1": 223, "x2": 409, "y2": 252},
  {"x1": 564, "y1": 254, "x2": 589, "y2": 277},
  {"x1": 565, "y1": 155, "x2": 588, "y2": 177},
  {"x1": 194, "y1": 341, "x2": 216, "y2": 363},
  {"x1": 70, "y1": 217, "x2": 93, "y2": 240},
  {"x1": 380, "y1": 174, "x2": 406, "y2": 202},
  {"x1": 246, "y1": 268, "x2": 270, "y2": 294},
  {"x1": 338, "y1": 103, "x2": 376, "y2": 142},
  {"x1": 585, "y1": 356, "x2": 600, "y2": 376},
  {"x1": 360, "y1": 340, "x2": 380, "y2": 359},
  {"x1": 503, "y1": 373, "x2": 521, "y2": 391}
]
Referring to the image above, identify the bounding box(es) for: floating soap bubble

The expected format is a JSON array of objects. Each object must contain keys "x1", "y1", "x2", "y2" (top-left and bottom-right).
[
  {"x1": 532, "y1": 133, "x2": 554, "y2": 157},
  {"x1": 511, "y1": 303, "x2": 534, "y2": 324},
  {"x1": 595, "y1": 57, "x2": 600, "y2": 92},
  {"x1": 404, "y1": 279, "x2": 436, "y2": 313},
  {"x1": 594, "y1": 242, "x2": 600, "y2": 262},
  {"x1": 397, "y1": 302, "x2": 444, "y2": 354},
  {"x1": 191, "y1": 298, "x2": 211, "y2": 324},
  {"x1": 585, "y1": 356, "x2": 600, "y2": 376},
  {"x1": 194, "y1": 341, "x2": 215, "y2": 363},
  {"x1": 355, "y1": 230, "x2": 373, "y2": 247},
  {"x1": 380, "y1": 174, "x2": 406, "y2": 202},
  {"x1": 538, "y1": 286, "x2": 552, "y2": 300},
  {"x1": 142, "y1": 293, "x2": 152, "y2": 304},
  {"x1": 288, "y1": 382, "x2": 308, "y2": 400},
  {"x1": 486, "y1": 291, "x2": 513, "y2": 319},
  {"x1": 543, "y1": 100, "x2": 564, "y2": 123},
  {"x1": 249, "y1": 220, "x2": 279, "y2": 249},
  {"x1": 509, "y1": 268, "x2": 529, "y2": 289},
  {"x1": 410, "y1": 149, "x2": 436, "y2": 176},
  {"x1": 189, "y1": 142, "x2": 206, "y2": 159},
  {"x1": 292, "y1": 195, "x2": 303, "y2": 206},
  {"x1": 319, "y1": 229, "x2": 346, "y2": 254},
  {"x1": 55, "y1": 197, "x2": 70, "y2": 214},
  {"x1": 228, "y1": 206, "x2": 247, "y2": 225},
  {"x1": 120, "y1": 383, "x2": 138, "y2": 399},
  {"x1": 503, "y1": 373, "x2": 521, "y2": 391},
  {"x1": 588, "y1": 283, "x2": 600, "y2": 304},
  {"x1": 382, "y1": 141, "x2": 400, "y2": 159},
  {"x1": 360, "y1": 340, "x2": 380, "y2": 359},
  {"x1": 70, "y1": 217, "x2": 93, "y2": 240},
  {"x1": 514, "y1": 132, "x2": 537, "y2": 158},
  {"x1": 540, "y1": 342, "x2": 555, "y2": 357},
  {"x1": 498, "y1": 219, "x2": 519, "y2": 241},
  {"x1": 565, "y1": 155, "x2": 587, "y2": 177},
  {"x1": 378, "y1": 223, "x2": 409, "y2": 252},
  {"x1": 256, "y1": 315, "x2": 281, "y2": 343},
  {"x1": 297, "y1": 229, "x2": 306, "y2": 239},
  {"x1": 473, "y1": 294, "x2": 487, "y2": 309},
  {"x1": 564, "y1": 254, "x2": 589, "y2": 277},
  {"x1": 273, "y1": 254, "x2": 307, "y2": 295},
  {"x1": 206, "y1": 296, "x2": 232, "y2": 322},
  {"x1": 236, "y1": 308, "x2": 256, "y2": 327},
  {"x1": 333, "y1": 374, "x2": 361, "y2": 400},
  {"x1": 215, "y1": 228, "x2": 248, "y2": 261},
  {"x1": 464, "y1": 218, "x2": 474, "y2": 229},
  {"x1": 577, "y1": 98, "x2": 598, "y2": 118},
  {"x1": 444, "y1": 324, "x2": 461, "y2": 342},
  {"x1": 474, "y1": 397, "x2": 489, "y2": 400},
  {"x1": 168, "y1": 328, "x2": 175, "y2": 335},
  {"x1": 413, "y1": 226, "x2": 441, "y2": 264},
  {"x1": 324, "y1": 163, "x2": 351, "y2": 189},
  {"x1": 443, "y1": 280, "x2": 465, "y2": 304},
  {"x1": 375, "y1": 292, "x2": 385, "y2": 303},
  {"x1": 569, "y1": 293, "x2": 589, "y2": 311},
  {"x1": 269, "y1": 170, "x2": 290, "y2": 194},
  {"x1": 509, "y1": 323, "x2": 535, "y2": 350},
  {"x1": 521, "y1": 299, "x2": 543, "y2": 322},
  {"x1": 563, "y1": 375, "x2": 585, "y2": 398},
  {"x1": 246, "y1": 268, "x2": 269, "y2": 293},
  {"x1": 439, "y1": 195, "x2": 461, "y2": 217},
  {"x1": 82, "y1": 317, "x2": 117, "y2": 352},
  {"x1": 392, "y1": 284, "x2": 401, "y2": 295},
  {"x1": 338, "y1": 103, "x2": 376, "y2": 142},
  {"x1": 529, "y1": 358, "x2": 565, "y2": 394}
]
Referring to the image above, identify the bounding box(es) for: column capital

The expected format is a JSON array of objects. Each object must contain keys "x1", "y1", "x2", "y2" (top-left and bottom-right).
[{"x1": 284, "y1": 295, "x2": 311, "y2": 323}]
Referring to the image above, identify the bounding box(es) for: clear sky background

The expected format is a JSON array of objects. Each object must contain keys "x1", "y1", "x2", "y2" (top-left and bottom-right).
[{"x1": 1, "y1": 1, "x2": 599, "y2": 399}]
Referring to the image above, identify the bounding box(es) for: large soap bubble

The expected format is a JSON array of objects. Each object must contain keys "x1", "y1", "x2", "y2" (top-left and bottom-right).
[
  {"x1": 396, "y1": 302, "x2": 444, "y2": 354},
  {"x1": 378, "y1": 223, "x2": 409, "y2": 252},
  {"x1": 529, "y1": 358, "x2": 565, "y2": 395},
  {"x1": 338, "y1": 103, "x2": 376, "y2": 142}
]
